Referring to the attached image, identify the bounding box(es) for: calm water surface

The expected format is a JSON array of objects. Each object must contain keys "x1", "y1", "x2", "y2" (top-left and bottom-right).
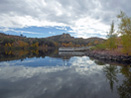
[{"x1": 0, "y1": 50, "x2": 131, "y2": 98}]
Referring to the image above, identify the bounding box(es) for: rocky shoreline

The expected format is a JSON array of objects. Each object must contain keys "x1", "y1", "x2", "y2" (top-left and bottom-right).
[{"x1": 86, "y1": 50, "x2": 131, "y2": 64}]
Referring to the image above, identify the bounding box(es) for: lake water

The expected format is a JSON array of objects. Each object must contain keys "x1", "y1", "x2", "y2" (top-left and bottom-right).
[{"x1": 0, "y1": 50, "x2": 131, "y2": 98}]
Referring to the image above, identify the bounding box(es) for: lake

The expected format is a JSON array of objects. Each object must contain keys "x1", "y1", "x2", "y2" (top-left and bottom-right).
[{"x1": 0, "y1": 49, "x2": 131, "y2": 98}]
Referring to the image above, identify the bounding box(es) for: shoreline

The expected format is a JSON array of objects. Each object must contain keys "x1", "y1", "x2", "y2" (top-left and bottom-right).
[{"x1": 86, "y1": 50, "x2": 131, "y2": 64}]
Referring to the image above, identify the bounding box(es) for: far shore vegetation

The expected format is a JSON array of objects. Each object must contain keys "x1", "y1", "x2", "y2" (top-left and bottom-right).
[{"x1": 0, "y1": 11, "x2": 131, "y2": 56}]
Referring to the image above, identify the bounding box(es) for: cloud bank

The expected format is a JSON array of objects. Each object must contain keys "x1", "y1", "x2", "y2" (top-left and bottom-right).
[{"x1": 0, "y1": 0, "x2": 131, "y2": 38}]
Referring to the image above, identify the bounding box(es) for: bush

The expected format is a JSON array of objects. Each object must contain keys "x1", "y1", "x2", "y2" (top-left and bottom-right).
[{"x1": 94, "y1": 43, "x2": 107, "y2": 50}]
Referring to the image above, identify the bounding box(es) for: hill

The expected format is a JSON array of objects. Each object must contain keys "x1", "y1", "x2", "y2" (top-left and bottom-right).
[
  {"x1": 46, "y1": 33, "x2": 105, "y2": 46},
  {"x1": 0, "y1": 32, "x2": 105, "y2": 49}
]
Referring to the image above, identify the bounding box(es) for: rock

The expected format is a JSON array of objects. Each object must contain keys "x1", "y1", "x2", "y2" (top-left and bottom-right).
[{"x1": 86, "y1": 50, "x2": 131, "y2": 64}]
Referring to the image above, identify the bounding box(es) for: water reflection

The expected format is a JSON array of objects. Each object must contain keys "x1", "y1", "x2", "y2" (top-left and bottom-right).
[
  {"x1": 0, "y1": 49, "x2": 54, "y2": 62},
  {"x1": 0, "y1": 49, "x2": 131, "y2": 98},
  {"x1": 0, "y1": 60, "x2": 112, "y2": 98},
  {"x1": 117, "y1": 65, "x2": 131, "y2": 98},
  {"x1": 103, "y1": 65, "x2": 119, "y2": 92}
]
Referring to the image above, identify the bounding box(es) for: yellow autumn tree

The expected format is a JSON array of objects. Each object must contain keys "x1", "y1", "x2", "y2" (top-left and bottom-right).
[
  {"x1": 117, "y1": 11, "x2": 131, "y2": 55},
  {"x1": 106, "y1": 21, "x2": 117, "y2": 49},
  {"x1": 18, "y1": 40, "x2": 29, "y2": 48}
]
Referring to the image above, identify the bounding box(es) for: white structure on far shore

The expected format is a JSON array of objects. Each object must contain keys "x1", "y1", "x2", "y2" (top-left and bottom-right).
[{"x1": 59, "y1": 46, "x2": 92, "y2": 52}]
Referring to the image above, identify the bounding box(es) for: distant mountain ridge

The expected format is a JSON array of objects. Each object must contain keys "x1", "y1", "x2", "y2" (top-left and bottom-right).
[
  {"x1": 0, "y1": 32, "x2": 105, "y2": 47},
  {"x1": 47, "y1": 33, "x2": 74, "y2": 42},
  {"x1": 46, "y1": 33, "x2": 105, "y2": 45}
]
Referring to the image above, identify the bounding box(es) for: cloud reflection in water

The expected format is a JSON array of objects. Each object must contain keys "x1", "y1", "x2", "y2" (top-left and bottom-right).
[{"x1": 0, "y1": 56, "x2": 119, "y2": 98}]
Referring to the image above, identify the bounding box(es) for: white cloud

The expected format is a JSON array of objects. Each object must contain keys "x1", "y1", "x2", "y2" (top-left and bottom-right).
[
  {"x1": 0, "y1": 0, "x2": 130, "y2": 38},
  {"x1": 70, "y1": 17, "x2": 110, "y2": 38}
]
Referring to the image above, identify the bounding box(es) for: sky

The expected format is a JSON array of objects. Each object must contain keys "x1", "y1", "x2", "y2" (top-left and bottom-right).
[{"x1": 0, "y1": 0, "x2": 131, "y2": 38}]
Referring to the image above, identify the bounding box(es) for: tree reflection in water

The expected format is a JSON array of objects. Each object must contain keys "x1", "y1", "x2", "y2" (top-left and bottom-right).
[
  {"x1": 103, "y1": 63, "x2": 131, "y2": 98},
  {"x1": 103, "y1": 64, "x2": 119, "y2": 92},
  {"x1": 117, "y1": 65, "x2": 131, "y2": 98}
]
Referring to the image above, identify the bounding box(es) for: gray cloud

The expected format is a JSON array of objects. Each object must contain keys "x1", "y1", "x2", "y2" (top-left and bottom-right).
[
  {"x1": 0, "y1": 0, "x2": 130, "y2": 24},
  {"x1": 0, "y1": 0, "x2": 130, "y2": 37}
]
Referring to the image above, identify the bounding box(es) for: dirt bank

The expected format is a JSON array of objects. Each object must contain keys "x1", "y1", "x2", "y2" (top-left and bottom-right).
[{"x1": 86, "y1": 50, "x2": 131, "y2": 64}]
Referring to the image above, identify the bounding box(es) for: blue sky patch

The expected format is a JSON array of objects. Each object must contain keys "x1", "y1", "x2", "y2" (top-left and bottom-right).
[{"x1": 0, "y1": 26, "x2": 73, "y2": 38}]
